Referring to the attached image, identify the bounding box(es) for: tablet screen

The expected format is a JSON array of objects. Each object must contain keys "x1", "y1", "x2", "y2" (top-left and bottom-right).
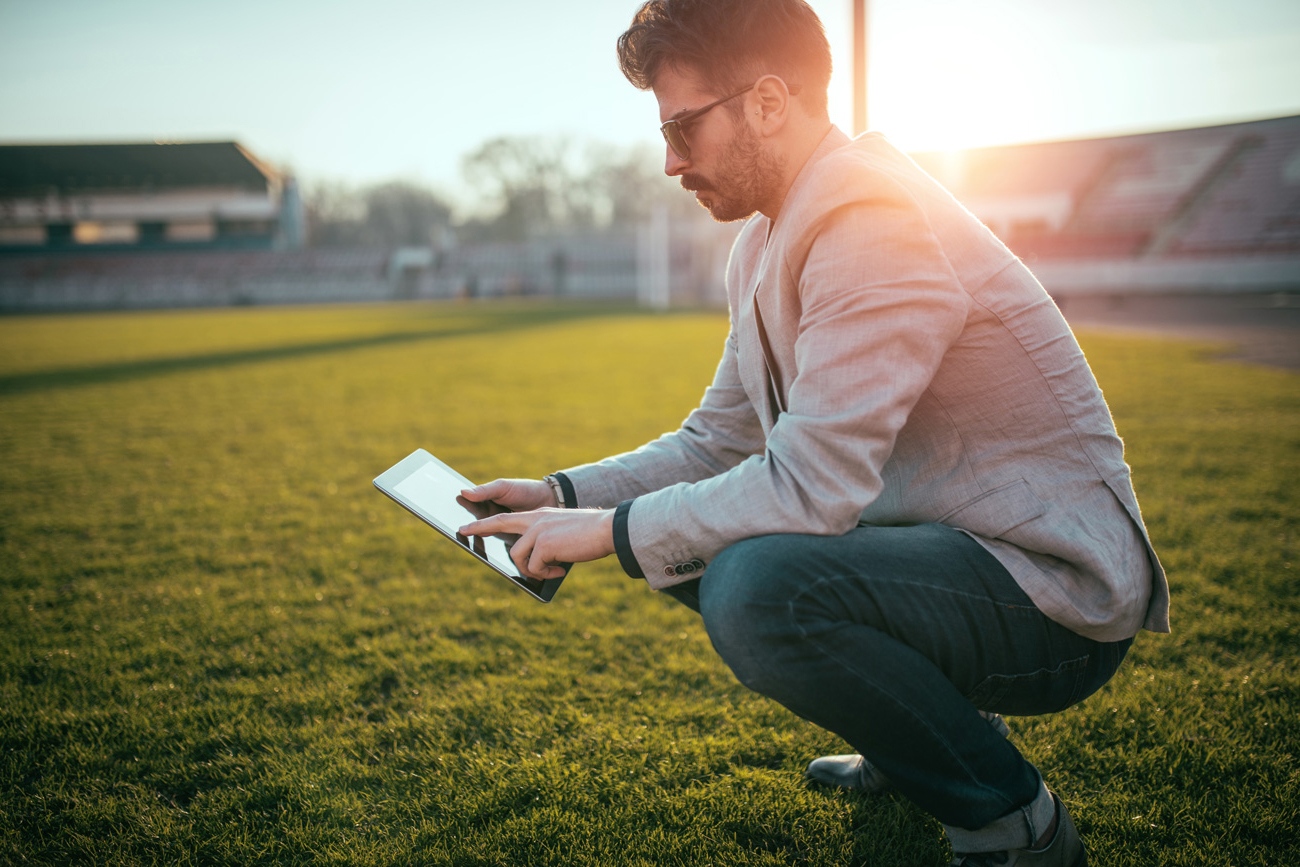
[{"x1": 374, "y1": 449, "x2": 559, "y2": 601}]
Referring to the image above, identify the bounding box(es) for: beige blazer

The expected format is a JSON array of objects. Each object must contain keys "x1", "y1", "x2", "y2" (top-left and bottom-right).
[{"x1": 563, "y1": 127, "x2": 1170, "y2": 643}]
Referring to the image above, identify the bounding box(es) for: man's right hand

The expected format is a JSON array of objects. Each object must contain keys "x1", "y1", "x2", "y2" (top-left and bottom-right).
[{"x1": 460, "y1": 478, "x2": 558, "y2": 514}]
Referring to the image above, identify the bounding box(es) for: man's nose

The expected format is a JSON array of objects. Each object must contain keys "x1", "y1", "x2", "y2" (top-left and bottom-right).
[{"x1": 665, "y1": 146, "x2": 689, "y2": 176}]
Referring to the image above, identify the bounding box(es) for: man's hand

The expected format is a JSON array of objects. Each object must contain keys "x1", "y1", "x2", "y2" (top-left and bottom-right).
[
  {"x1": 460, "y1": 478, "x2": 557, "y2": 513},
  {"x1": 458, "y1": 508, "x2": 615, "y2": 581}
]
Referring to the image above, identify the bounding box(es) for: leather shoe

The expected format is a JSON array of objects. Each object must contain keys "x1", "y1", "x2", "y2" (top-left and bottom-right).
[
  {"x1": 804, "y1": 752, "x2": 893, "y2": 793},
  {"x1": 950, "y1": 793, "x2": 1087, "y2": 866},
  {"x1": 804, "y1": 711, "x2": 1011, "y2": 794}
]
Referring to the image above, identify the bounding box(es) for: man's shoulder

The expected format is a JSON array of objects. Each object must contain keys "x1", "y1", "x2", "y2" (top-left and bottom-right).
[
  {"x1": 787, "y1": 133, "x2": 933, "y2": 222},
  {"x1": 820, "y1": 131, "x2": 907, "y2": 170}
]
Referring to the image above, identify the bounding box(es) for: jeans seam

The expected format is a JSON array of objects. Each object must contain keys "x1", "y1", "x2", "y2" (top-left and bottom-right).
[
  {"x1": 787, "y1": 575, "x2": 1022, "y2": 813},
  {"x1": 858, "y1": 578, "x2": 1039, "y2": 611},
  {"x1": 967, "y1": 655, "x2": 1091, "y2": 711},
  {"x1": 1065, "y1": 654, "x2": 1092, "y2": 707}
]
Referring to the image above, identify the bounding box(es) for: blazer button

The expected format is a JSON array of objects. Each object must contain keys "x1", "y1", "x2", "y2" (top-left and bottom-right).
[
  {"x1": 690, "y1": 558, "x2": 705, "y2": 570},
  {"x1": 681, "y1": 562, "x2": 696, "y2": 574},
  {"x1": 663, "y1": 565, "x2": 677, "y2": 578}
]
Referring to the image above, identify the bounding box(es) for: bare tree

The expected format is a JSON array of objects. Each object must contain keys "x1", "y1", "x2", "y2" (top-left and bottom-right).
[
  {"x1": 363, "y1": 182, "x2": 452, "y2": 247},
  {"x1": 303, "y1": 180, "x2": 367, "y2": 247},
  {"x1": 584, "y1": 142, "x2": 703, "y2": 226},
  {"x1": 305, "y1": 180, "x2": 452, "y2": 248},
  {"x1": 460, "y1": 135, "x2": 716, "y2": 240},
  {"x1": 461, "y1": 136, "x2": 598, "y2": 241}
]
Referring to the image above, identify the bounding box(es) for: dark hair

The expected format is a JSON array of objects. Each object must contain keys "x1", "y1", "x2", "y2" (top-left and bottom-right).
[{"x1": 616, "y1": 0, "x2": 832, "y2": 117}]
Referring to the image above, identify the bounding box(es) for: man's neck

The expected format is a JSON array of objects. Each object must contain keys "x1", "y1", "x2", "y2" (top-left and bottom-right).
[{"x1": 758, "y1": 119, "x2": 836, "y2": 222}]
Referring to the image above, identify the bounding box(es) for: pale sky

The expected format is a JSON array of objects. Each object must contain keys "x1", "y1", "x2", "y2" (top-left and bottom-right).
[{"x1": 2, "y1": 0, "x2": 1298, "y2": 203}]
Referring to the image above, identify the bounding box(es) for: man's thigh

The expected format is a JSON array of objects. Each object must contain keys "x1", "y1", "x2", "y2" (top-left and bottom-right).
[{"x1": 685, "y1": 524, "x2": 1127, "y2": 716}]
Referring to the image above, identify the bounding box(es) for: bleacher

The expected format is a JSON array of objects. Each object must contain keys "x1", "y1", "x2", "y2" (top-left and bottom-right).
[
  {"x1": 3, "y1": 117, "x2": 1295, "y2": 310},
  {"x1": 1171, "y1": 116, "x2": 1300, "y2": 255},
  {"x1": 0, "y1": 229, "x2": 735, "y2": 311},
  {"x1": 0, "y1": 248, "x2": 391, "y2": 310},
  {"x1": 911, "y1": 113, "x2": 1300, "y2": 268}
]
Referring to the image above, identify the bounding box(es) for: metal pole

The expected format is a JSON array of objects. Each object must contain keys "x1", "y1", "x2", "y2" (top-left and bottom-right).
[{"x1": 853, "y1": 0, "x2": 869, "y2": 135}]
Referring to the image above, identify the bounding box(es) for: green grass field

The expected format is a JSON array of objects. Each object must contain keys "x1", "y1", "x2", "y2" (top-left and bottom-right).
[{"x1": 1, "y1": 300, "x2": 1296, "y2": 866}]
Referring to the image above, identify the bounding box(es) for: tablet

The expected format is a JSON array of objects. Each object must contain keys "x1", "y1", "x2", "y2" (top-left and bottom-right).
[{"x1": 373, "y1": 449, "x2": 563, "y2": 602}]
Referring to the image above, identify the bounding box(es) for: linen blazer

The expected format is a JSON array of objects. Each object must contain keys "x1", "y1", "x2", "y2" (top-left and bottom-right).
[{"x1": 562, "y1": 127, "x2": 1170, "y2": 642}]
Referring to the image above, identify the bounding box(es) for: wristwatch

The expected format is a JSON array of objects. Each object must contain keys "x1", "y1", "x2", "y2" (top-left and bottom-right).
[{"x1": 543, "y1": 474, "x2": 566, "y2": 508}]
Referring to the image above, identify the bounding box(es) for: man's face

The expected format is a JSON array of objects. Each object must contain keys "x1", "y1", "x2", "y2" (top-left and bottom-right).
[{"x1": 654, "y1": 66, "x2": 783, "y2": 223}]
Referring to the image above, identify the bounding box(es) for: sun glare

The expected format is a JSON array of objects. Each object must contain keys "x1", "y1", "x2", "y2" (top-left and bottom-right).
[
  {"x1": 816, "y1": 0, "x2": 1062, "y2": 152},
  {"x1": 864, "y1": 7, "x2": 1054, "y2": 152}
]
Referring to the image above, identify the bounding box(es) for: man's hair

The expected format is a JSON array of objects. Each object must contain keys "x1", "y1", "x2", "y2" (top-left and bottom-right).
[{"x1": 616, "y1": 0, "x2": 832, "y2": 117}]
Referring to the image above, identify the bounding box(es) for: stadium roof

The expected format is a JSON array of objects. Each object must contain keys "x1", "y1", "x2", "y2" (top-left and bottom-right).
[{"x1": 0, "y1": 141, "x2": 276, "y2": 197}]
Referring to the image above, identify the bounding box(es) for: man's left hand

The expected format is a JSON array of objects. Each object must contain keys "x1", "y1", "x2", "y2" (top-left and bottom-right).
[{"x1": 459, "y1": 508, "x2": 615, "y2": 580}]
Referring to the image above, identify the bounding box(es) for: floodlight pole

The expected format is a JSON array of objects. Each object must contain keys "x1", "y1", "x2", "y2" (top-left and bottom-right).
[{"x1": 853, "y1": 0, "x2": 869, "y2": 136}]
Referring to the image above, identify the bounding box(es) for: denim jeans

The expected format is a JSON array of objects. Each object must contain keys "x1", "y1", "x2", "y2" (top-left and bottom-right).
[{"x1": 661, "y1": 523, "x2": 1131, "y2": 851}]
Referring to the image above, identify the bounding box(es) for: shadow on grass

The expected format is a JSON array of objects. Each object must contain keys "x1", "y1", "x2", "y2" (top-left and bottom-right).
[{"x1": 0, "y1": 305, "x2": 629, "y2": 396}]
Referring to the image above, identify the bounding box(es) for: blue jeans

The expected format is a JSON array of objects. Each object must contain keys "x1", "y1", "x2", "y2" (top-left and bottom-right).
[{"x1": 662, "y1": 523, "x2": 1131, "y2": 849}]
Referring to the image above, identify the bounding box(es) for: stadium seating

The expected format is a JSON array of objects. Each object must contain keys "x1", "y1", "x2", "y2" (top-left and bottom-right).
[
  {"x1": 912, "y1": 114, "x2": 1300, "y2": 262},
  {"x1": 0, "y1": 249, "x2": 391, "y2": 310},
  {"x1": 3, "y1": 116, "x2": 1295, "y2": 310},
  {"x1": 1170, "y1": 117, "x2": 1300, "y2": 255}
]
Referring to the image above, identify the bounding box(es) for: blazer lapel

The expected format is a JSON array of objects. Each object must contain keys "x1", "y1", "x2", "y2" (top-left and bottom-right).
[
  {"x1": 751, "y1": 290, "x2": 787, "y2": 417},
  {"x1": 742, "y1": 126, "x2": 855, "y2": 427},
  {"x1": 741, "y1": 219, "x2": 786, "y2": 427}
]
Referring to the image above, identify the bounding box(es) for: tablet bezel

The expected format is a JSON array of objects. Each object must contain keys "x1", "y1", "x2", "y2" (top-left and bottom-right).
[{"x1": 373, "y1": 449, "x2": 563, "y2": 602}]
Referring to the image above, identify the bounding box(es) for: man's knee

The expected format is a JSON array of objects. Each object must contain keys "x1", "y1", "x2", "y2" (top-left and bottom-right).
[{"x1": 697, "y1": 536, "x2": 801, "y2": 687}]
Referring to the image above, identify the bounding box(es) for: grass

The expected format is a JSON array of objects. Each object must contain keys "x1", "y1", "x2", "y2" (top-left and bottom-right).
[{"x1": 0, "y1": 300, "x2": 1296, "y2": 866}]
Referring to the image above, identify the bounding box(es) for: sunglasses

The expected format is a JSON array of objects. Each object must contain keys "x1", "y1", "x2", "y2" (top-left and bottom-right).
[{"x1": 660, "y1": 81, "x2": 802, "y2": 161}]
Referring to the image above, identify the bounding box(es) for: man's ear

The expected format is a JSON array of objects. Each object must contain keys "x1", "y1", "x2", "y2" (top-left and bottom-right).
[{"x1": 751, "y1": 75, "x2": 792, "y2": 135}]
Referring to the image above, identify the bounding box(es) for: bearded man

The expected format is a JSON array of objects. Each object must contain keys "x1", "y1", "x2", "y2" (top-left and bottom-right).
[{"x1": 460, "y1": 1, "x2": 1169, "y2": 864}]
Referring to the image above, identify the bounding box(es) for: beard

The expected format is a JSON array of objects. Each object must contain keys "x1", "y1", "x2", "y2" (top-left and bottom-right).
[{"x1": 680, "y1": 118, "x2": 784, "y2": 223}]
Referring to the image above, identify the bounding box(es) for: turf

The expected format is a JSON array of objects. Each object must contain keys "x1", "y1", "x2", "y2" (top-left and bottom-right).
[{"x1": 1, "y1": 300, "x2": 1296, "y2": 866}]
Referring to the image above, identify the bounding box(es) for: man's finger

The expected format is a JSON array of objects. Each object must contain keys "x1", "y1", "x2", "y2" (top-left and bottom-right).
[
  {"x1": 509, "y1": 524, "x2": 540, "y2": 576},
  {"x1": 461, "y1": 508, "x2": 548, "y2": 537},
  {"x1": 460, "y1": 480, "x2": 507, "y2": 502},
  {"x1": 459, "y1": 512, "x2": 516, "y2": 536},
  {"x1": 527, "y1": 545, "x2": 567, "y2": 581},
  {"x1": 528, "y1": 544, "x2": 549, "y2": 578}
]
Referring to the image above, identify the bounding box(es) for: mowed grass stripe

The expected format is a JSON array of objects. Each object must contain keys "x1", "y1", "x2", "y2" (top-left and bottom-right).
[
  {"x1": 1, "y1": 302, "x2": 1296, "y2": 866},
  {"x1": 0, "y1": 301, "x2": 637, "y2": 395}
]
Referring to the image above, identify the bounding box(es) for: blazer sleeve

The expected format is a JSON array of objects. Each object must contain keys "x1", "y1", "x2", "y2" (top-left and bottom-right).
[
  {"x1": 557, "y1": 325, "x2": 767, "y2": 509},
  {"x1": 621, "y1": 167, "x2": 972, "y2": 587}
]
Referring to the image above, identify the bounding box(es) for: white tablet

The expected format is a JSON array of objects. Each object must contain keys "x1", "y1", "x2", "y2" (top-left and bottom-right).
[{"x1": 373, "y1": 449, "x2": 564, "y2": 602}]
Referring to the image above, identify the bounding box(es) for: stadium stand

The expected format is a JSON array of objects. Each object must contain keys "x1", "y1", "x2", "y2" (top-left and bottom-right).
[
  {"x1": 0, "y1": 141, "x2": 303, "y2": 253},
  {"x1": 1170, "y1": 116, "x2": 1300, "y2": 255},
  {"x1": 0, "y1": 248, "x2": 388, "y2": 309},
  {"x1": 911, "y1": 114, "x2": 1300, "y2": 273},
  {"x1": 2, "y1": 118, "x2": 1295, "y2": 310},
  {"x1": 0, "y1": 230, "x2": 735, "y2": 310}
]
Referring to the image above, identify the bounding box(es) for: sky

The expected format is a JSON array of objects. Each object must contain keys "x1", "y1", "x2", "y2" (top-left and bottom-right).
[{"x1": 2, "y1": 0, "x2": 1299, "y2": 205}]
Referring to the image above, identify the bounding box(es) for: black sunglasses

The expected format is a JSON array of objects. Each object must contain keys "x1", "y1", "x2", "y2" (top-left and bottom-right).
[{"x1": 660, "y1": 81, "x2": 802, "y2": 161}]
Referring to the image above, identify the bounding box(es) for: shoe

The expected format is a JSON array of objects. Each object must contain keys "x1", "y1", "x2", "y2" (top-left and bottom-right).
[
  {"x1": 804, "y1": 711, "x2": 1011, "y2": 794},
  {"x1": 803, "y1": 752, "x2": 894, "y2": 793},
  {"x1": 950, "y1": 794, "x2": 1086, "y2": 866}
]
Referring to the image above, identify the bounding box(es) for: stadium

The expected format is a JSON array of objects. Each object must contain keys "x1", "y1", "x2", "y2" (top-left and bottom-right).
[
  {"x1": 3, "y1": 114, "x2": 1297, "y2": 316},
  {"x1": 2, "y1": 2, "x2": 1298, "y2": 864}
]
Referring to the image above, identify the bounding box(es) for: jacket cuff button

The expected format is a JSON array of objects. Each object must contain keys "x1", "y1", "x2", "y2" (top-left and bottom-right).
[{"x1": 663, "y1": 565, "x2": 677, "y2": 578}]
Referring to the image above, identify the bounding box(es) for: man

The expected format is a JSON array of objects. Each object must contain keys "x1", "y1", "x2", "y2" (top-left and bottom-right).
[{"x1": 459, "y1": 1, "x2": 1169, "y2": 864}]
